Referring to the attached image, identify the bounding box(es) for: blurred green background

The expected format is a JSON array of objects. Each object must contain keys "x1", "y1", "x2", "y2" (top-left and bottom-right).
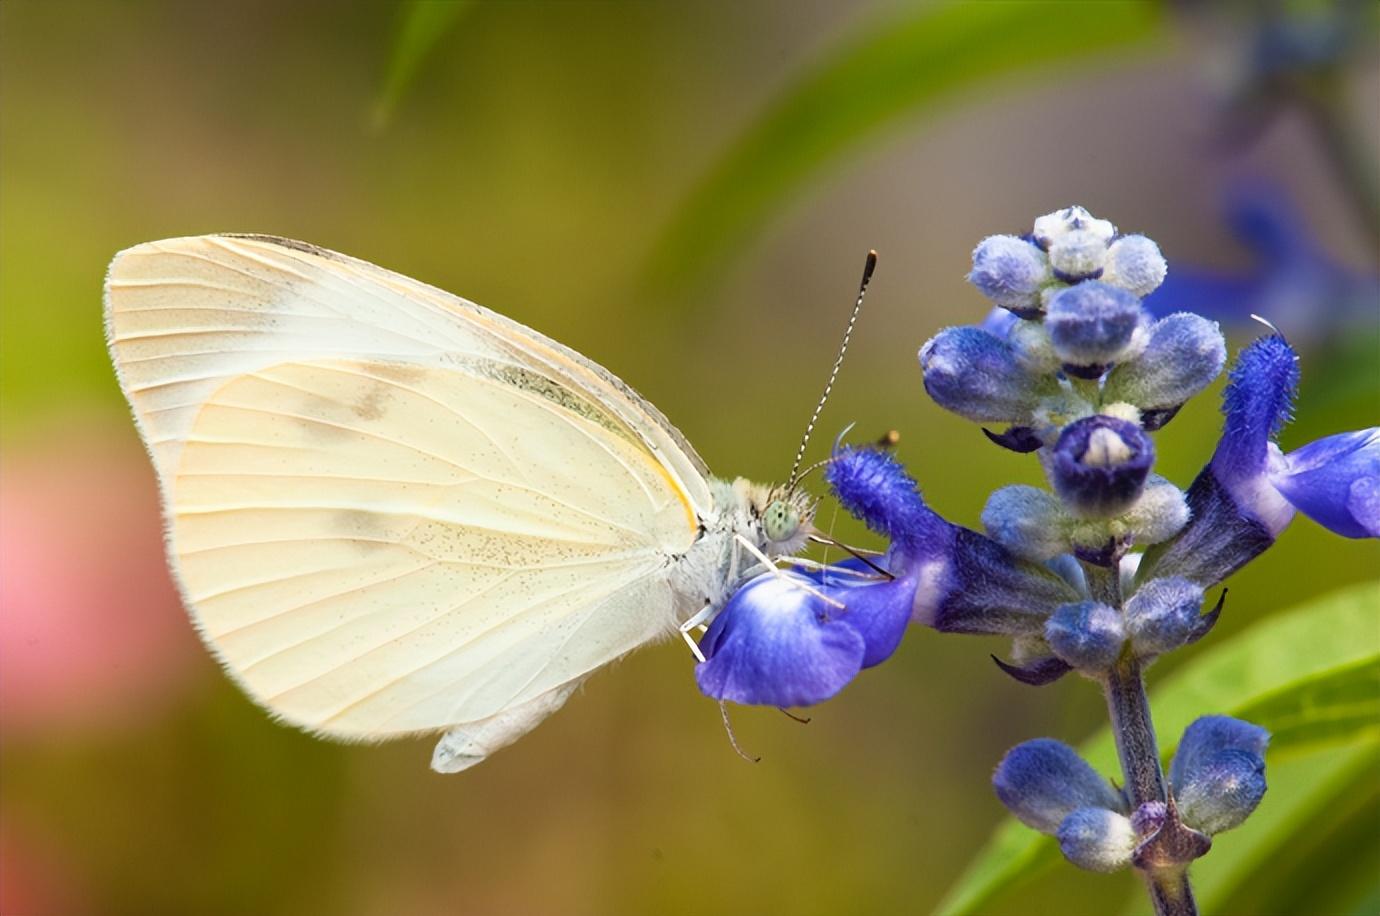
[{"x1": 2, "y1": 2, "x2": 1377, "y2": 914}]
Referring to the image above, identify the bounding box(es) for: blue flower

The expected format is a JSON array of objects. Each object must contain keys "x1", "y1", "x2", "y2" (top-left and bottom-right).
[
  {"x1": 826, "y1": 446, "x2": 1080, "y2": 636},
  {"x1": 1143, "y1": 182, "x2": 1380, "y2": 340},
  {"x1": 994, "y1": 738, "x2": 1125, "y2": 833},
  {"x1": 1270, "y1": 428, "x2": 1380, "y2": 538},
  {"x1": 993, "y1": 716, "x2": 1267, "y2": 871},
  {"x1": 1142, "y1": 333, "x2": 1377, "y2": 587},
  {"x1": 694, "y1": 558, "x2": 916, "y2": 708}
]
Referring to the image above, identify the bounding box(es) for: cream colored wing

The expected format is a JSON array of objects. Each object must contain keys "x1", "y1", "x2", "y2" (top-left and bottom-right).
[
  {"x1": 104, "y1": 234, "x2": 712, "y2": 516},
  {"x1": 105, "y1": 237, "x2": 707, "y2": 740}
]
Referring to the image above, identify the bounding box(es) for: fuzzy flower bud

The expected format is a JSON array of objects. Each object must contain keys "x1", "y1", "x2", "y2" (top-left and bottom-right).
[
  {"x1": 919, "y1": 326, "x2": 1046, "y2": 423},
  {"x1": 968, "y1": 235, "x2": 1051, "y2": 316},
  {"x1": 1118, "y1": 475, "x2": 1191, "y2": 547},
  {"x1": 1045, "y1": 282, "x2": 1148, "y2": 376},
  {"x1": 993, "y1": 739, "x2": 1125, "y2": 834},
  {"x1": 1103, "y1": 313, "x2": 1227, "y2": 420},
  {"x1": 1124, "y1": 576, "x2": 1217, "y2": 659},
  {"x1": 981, "y1": 485, "x2": 1070, "y2": 562},
  {"x1": 1045, "y1": 601, "x2": 1126, "y2": 672},
  {"x1": 1032, "y1": 206, "x2": 1116, "y2": 251},
  {"x1": 1102, "y1": 234, "x2": 1167, "y2": 297},
  {"x1": 1048, "y1": 229, "x2": 1108, "y2": 282},
  {"x1": 1057, "y1": 807, "x2": 1137, "y2": 873},
  {"x1": 1170, "y1": 716, "x2": 1269, "y2": 835},
  {"x1": 1048, "y1": 416, "x2": 1155, "y2": 518}
]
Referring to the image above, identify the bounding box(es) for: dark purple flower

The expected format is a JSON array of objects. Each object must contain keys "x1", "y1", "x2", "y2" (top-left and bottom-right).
[{"x1": 1047, "y1": 416, "x2": 1155, "y2": 518}]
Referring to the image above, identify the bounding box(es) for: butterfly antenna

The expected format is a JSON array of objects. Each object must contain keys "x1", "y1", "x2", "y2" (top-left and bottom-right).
[{"x1": 787, "y1": 249, "x2": 877, "y2": 489}]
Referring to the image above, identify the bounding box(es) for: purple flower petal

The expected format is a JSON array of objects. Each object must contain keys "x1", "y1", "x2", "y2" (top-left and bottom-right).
[
  {"x1": 826, "y1": 446, "x2": 946, "y2": 553},
  {"x1": 695, "y1": 558, "x2": 917, "y2": 707},
  {"x1": 696, "y1": 572, "x2": 866, "y2": 707},
  {"x1": 1212, "y1": 334, "x2": 1299, "y2": 496},
  {"x1": 1270, "y1": 428, "x2": 1380, "y2": 539}
]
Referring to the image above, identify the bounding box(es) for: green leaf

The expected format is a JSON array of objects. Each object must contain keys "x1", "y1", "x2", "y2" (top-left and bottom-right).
[
  {"x1": 371, "y1": 1, "x2": 472, "y2": 130},
  {"x1": 935, "y1": 581, "x2": 1380, "y2": 916},
  {"x1": 644, "y1": 1, "x2": 1162, "y2": 292}
]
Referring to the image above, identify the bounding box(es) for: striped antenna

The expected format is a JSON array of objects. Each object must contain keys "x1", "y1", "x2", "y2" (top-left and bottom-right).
[{"x1": 787, "y1": 249, "x2": 877, "y2": 488}]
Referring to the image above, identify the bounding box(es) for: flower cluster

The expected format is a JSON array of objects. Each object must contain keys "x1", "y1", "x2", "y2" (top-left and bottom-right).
[
  {"x1": 695, "y1": 205, "x2": 1377, "y2": 911},
  {"x1": 994, "y1": 717, "x2": 1268, "y2": 873}
]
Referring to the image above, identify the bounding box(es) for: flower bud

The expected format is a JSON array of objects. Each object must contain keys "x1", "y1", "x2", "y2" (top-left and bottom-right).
[
  {"x1": 1124, "y1": 576, "x2": 1211, "y2": 658},
  {"x1": 968, "y1": 235, "x2": 1051, "y2": 315},
  {"x1": 1057, "y1": 807, "x2": 1137, "y2": 872},
  {"x1": 1045, "y1": 601, "x2": 1125, "y2": 672},
  {"x1": 982, "y1": 485, "x2": 1070, "y2": 562},
  {"x1": 1176, "y1": 749, "x2": 1267, "y2": 835},
  {"x1": 1119, "y1": 475, "x2": 1190, "y2": 547},
  {"x1": 1045, "y1": 282, "x2": 1148, "y2": 375},
  {"x1": 994, "y1": 739, "x2": 1125, "y2": 834},
  {"x1": 1102, "y1": 234, "x2": 1167, "y2": 297},
  {"x1": 920, "y1": 326, "x2": 1045, "y2": 423},
  {"x1": 1033, "y1": 206, "x2": 1116, "y2": 250},
  {"x1": 1171, "y1": 716, "x2": 1270, "y2": 835},
  {"x1": 1102, "y1": 313, "x2": 1227, "y2": 417},
  {"x1": 1048, "y1": 229, "x2": 1107, "y2": 282},
  {"x1": 1048, "y1": 416, "x2": 1155, "y2": 518}
]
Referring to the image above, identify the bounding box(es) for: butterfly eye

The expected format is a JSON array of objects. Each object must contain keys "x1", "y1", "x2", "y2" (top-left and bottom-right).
[{"x1": 763, "y1": 499, "x2": 800, "y2": 543}]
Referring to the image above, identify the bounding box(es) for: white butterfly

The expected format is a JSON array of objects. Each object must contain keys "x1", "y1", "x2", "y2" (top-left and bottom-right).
[{"x1": 105, "y1": 235, "x2": 834, "y2": 773}]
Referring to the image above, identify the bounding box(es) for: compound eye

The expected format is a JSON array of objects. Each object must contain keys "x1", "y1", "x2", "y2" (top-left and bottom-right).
[{"x1": 763, "y1": 499, "x2": 799, "y2": 542}]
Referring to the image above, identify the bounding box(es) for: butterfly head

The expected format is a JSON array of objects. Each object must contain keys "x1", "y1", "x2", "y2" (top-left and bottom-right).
[{"x1": 752, "y1": 484, "x2": 816, "y2": 556}]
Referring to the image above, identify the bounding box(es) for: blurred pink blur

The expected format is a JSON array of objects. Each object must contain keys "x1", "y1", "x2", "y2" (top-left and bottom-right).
[{"x1": 0, "y1": 419, "x2": 203, "y2": 736}]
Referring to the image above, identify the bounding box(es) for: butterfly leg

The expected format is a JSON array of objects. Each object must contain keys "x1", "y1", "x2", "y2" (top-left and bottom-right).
[
  {"x1": 678, "y1": 603, "x2": 718, "y2": 663},
  {"x1": 732, "y1": 533, "x2": 844, "y2": 610},
  {"x1": 779, "y1": 556, "x2": 873, "y2": 578}
]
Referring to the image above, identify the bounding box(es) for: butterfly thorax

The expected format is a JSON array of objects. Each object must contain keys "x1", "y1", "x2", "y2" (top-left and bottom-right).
[{"x1": 664, "y1": 477, "x2": 815, "y2": 630}]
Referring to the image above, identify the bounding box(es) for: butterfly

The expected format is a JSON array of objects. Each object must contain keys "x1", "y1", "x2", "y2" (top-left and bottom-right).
[{"x1": 105, "y1": 235, "x2": 871, "y2": 772}]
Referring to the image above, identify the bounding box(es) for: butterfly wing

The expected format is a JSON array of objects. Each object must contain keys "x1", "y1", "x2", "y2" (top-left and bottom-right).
[{"x1": 105, "y1": 236, "x2": 706, "y2": 740}]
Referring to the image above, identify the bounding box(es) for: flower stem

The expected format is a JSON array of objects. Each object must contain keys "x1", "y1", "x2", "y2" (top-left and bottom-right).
[
  {"x1": 1091, "y1": 556, "x2": 1200, "y2": 916},
  {"x1": 1104, "y1": 656, "x2": 1165, "y2": 806}
]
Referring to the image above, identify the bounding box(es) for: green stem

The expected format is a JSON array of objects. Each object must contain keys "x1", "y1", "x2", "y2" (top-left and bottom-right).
[{"x1": 1088, "y1": 558, "x2": 1199, "y2": 916}]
